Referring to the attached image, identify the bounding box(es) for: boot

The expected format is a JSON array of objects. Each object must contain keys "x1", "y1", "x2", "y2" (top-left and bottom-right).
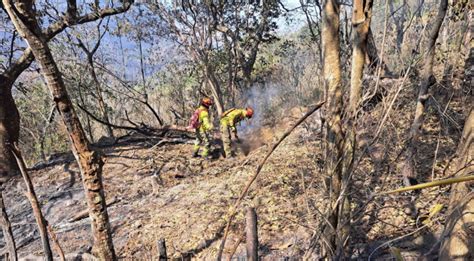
[{"x1": 192, "y1": 151, "x2": 200, "y2": 158}]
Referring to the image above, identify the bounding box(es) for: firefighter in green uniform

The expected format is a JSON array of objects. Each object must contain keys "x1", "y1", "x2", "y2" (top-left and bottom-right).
[
  {"x1": 220, "y1": 107, "x2": 254, "y2": 158},
  {"x1": 190, "y1": 97, "x2": 214, "y2": 158}
]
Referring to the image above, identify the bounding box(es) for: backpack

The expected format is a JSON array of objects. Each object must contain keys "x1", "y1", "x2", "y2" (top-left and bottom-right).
[{"x1": 188, "y1": 108, "x2": 202, "y2": 129}]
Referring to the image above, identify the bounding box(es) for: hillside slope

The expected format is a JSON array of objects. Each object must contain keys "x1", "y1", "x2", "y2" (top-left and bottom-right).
[{"x1": 1, "y1": 78, "x2": 468, "y2": 260}]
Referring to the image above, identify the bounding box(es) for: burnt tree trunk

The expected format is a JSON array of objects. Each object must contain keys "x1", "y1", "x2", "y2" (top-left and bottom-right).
[
  {"x1": 157, "y1": 239, "x2": 167, "y2": 261},
  {"x1": 3, "y1": 1, "x2": 116, "y2": 259},
  {"x1": 349, "y1": 0, "x2": 373, "y2": 114},
  {"x1": 245, "y1": 207, "x2": 258, "y2": 261},
  {"x1": 402, "y1": 0, "x2": 448, "y2": 184}
]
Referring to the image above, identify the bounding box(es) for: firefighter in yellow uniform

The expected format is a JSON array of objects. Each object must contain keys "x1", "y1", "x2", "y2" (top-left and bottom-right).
[
  {"x1": 192, "y1": 98, "x2": 214, "y2": 158},
  {"x1": 220, "y1": 107, "x2": 254, "y2": 158}
]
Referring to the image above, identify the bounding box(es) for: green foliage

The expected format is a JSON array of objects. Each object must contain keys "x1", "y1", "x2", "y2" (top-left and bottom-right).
[{"x1": 15, "y1": 80, "x2": 69, "y2": 164}]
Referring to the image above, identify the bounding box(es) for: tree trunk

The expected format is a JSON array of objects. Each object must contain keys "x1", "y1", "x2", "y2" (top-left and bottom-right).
[
  {"x1": 0, "y1": 82, "x2": 20, "y2": 181},
  {"x1": 439, "y1": 111, "x2": 474, "y2": 260},
  {"x1": 402, "y1": 0, "x2": 448, "y2": 184},
  {"x1": 389, "y1": 0, "x2": 407, "y2": 52},
  {"x1": 366, "y1": 29, "x2": 392, "y2": 76},
  {"x1": 321, "y1": 0, "x2": 348, "y2": 259},
  {"x1": 245, "y1": 207, "x2": 258, "y2": 261},
  {"x1": 205, "y1": 64, "x2": 225, "y2": 116},
  {"x1": 157, "y1": 239, "x2": 167, "y2": 261},
  {"x1": 3, "y1": 1, "x2": 116, "y2": 259},
  {"x1": 349, "y1": 0, "x2": 373, "y2": 115}
]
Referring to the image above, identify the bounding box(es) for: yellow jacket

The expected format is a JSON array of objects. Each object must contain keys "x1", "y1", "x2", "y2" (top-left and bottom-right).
[
  {"x1": 220, "y1": 108, "x2": 248, "y2": 132},
  {"x1": 197, "y1": 106, "x2": 213, "y2": 133}
]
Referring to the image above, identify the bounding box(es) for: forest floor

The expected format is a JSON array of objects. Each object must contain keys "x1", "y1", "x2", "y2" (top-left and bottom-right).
[{"x1": 1, "y1": 79, "x2": 469, "y2": 260}]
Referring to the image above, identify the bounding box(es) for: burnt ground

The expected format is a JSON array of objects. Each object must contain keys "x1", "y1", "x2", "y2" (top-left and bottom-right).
[
  {"x1": 0, "y1": 79, "x2": 468, "y2": 260},
  {"x1": 2, "y1": 119, "x2": 327, "y2": 260}
]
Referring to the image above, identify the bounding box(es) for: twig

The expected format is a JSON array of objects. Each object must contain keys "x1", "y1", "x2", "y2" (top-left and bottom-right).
[
  {"x1": 68, "y1": 197, "x2": 119, "y2": 223},
  {"x1": 0, "y1": 191, "x2": 17, "y2": 261},
  {"x1": 430, "y1": 93, "x2": 453, "y2": 181},
  {"x1": 47, "y1": 225, "x2": 65, "y2": 261},
  {"x1": 431, "y1": 132, "x2": 442, "y2": 181},
  {"x1": 216, "y1": 101, "x2": 325, "y2": 260},
  {"x1": 77, "y1": 103, "x2": 151, "y2": 134},
  {"x1": 226, "y1": 232, "x2": 244, "y2": 261},
  {"x1": 373, "y1": 63, "x2": 414, "y2": 140},
  {"x1": 10, "y1": 143, "x2": 53, "y2": 261},
  {"x1": 368, "y1": 215, "x2": 442, "y2": 260}
]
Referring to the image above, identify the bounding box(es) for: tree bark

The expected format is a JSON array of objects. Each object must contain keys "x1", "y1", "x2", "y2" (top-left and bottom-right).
[
  {"x1": 157, "y1": 239, "x2": 167, "y2": 261},
  {"x1": 0, "y1": 82, "x2": 20, "y2": 181},
  {"x1": 321, "y1": 0, "x2": 348, "y2": 259},
  {"x1": 389, "y1": 0, "x2": 407, "y2": 52},
  {"x1": 366, "y1": 29, "x2": 392, "y2": 76},
  {"x1": 402, "y1": 0, "x2": 448, "y2": 184},
  {"x1": 205, "y1": 63, "x2": 225, "y2": 116},
  {"x1": 3, "y1": 1, "x2": 116, "y2": 259},
  {"x1": 349, "y1": 0, "x2": 373, "y2": 115},
  {"x1": 0, "y1": 189, "x2": 17, "y2": 261},
  {"x1": 439, "y1": 111, "x2": 473, "y2": 260}
]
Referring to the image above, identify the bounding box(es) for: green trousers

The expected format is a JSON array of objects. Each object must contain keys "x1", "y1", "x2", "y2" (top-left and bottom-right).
[
  {"x1": 220, "y1": 124, "x2": 232, "y2": 157},
  {"x1": 193, "y1": 131, "x2": 210, "y2": 157}
]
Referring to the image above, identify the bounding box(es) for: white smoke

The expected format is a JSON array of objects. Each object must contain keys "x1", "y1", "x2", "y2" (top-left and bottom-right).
[{"x1": 238, "y1": 82, "x2": 283, "y2": 135}]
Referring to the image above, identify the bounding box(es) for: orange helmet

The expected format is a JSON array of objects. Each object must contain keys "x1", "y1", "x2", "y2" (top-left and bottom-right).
[
  {"x1": 201, "y1": 97, "x2": 213, "y2": 107},
  {"x1": 246, "y1": 107, "x2": 254, "y2": 118}
]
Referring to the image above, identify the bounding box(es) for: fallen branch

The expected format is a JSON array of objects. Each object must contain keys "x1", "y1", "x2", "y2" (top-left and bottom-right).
[
  {"x1": 149, "y1": 138, "x2": 192, "y2": 150},
  {"x1": 77, "y1": 103, "x2": 152, "y2": 135},
  {"x1": 216, "y1": 101, "x2": 325, "y2": 260},
  {"x1": 78, "y1": 104, "x2": 196, "y2": 140},
  {"x1": 10, "y1": 143, "x2": 53, "y2": 261},
  {"x1": 68, "y1": 197, "x2": 120, "y2": 223}
]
